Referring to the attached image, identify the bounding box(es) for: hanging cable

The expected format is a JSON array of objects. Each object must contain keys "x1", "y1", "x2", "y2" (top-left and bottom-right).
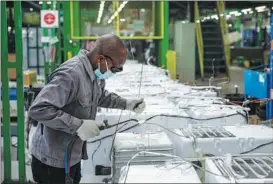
[
  {"x1": 109, "y1": 40, "x2": 144, "y2": 161},
  {"x1": 87, "y1": 112, "x2": 248, "y2": 144}
]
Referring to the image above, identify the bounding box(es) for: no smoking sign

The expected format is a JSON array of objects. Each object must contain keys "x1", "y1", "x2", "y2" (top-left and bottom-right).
[{"x1": 41, "y1": 10, "x2": 59, "y2": 28}]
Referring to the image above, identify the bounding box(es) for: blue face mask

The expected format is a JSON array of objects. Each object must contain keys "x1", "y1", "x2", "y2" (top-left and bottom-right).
[{"x1": 94, "y1": 61, "x2": 114, "y2": 80}]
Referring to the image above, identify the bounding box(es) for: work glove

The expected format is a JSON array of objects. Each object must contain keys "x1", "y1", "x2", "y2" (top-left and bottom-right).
[
  {"x1": 126, "y1": 98, "x2": 146, "y2": 113},
  {"x1": 76, "y1": 120, "x2": 103, "y2": 141}
]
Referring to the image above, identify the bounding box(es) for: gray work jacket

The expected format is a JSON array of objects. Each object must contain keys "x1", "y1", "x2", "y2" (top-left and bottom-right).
[{"x1": 28, "y1": 50, "x2": 127, "y2": 168}]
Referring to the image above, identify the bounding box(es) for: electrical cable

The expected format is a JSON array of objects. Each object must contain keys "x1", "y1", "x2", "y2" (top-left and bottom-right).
[
  {"x1": 109, "y1": 40, "x2": 144, "y2": 161},
  {"x1": 240, "y1": 141, "x2": 273, "y2": 154},
  {"x1": 87, "y1": 112, "x2": 248, "y2": 143},
  {"x1": 120, "y1": 151, "x2": 232, "y2": 183},
  {"x1": 92, "y1": 140, "x2": 102, "y2": 167}
]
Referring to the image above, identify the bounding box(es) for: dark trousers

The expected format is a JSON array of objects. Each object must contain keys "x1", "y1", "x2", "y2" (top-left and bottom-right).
[{"x1": 31, "y1": 155, "x2": 81, "y2": 184}]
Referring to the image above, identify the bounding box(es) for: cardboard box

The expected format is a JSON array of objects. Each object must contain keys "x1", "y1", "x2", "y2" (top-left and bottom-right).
[
  {"x1": 24, "y1": 71, "x2": 37, "y2": 86},
  {"x1": 8, "y1": 54, "x2": 16, "y2": 80}
]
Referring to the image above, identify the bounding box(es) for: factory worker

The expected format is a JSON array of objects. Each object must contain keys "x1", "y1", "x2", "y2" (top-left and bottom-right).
[{"x1": 28, "y1": 34, "x2": 146, "y2": 184}]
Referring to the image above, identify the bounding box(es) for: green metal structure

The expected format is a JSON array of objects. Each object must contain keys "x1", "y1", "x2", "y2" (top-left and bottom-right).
[
  {"x1": 160, "y1": 1, "x2": 169, "y2": 68},
  {"x1": 1, "y1": 1, "x2": 12, "y2": 181},
  {"x1": 0, "y1": 2, "x2": 169, "y2": 183},
  {"x1": 1, "y1": 1, "x2": 26, "y2": 183}
]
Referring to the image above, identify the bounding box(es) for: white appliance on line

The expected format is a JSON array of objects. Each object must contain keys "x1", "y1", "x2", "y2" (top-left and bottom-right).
[
  {"x1": 112, "y1": 132, "x2": 174, "y2": 182},
  {"x1": 118, "y1": 162, "x2": 201, "y2": 183},
  {"x1": 205, "y1": 154, "x2": 273, "y2": 183},
  {"x1": 170, "y1": 125, "x2": 273, "y2": 158}
]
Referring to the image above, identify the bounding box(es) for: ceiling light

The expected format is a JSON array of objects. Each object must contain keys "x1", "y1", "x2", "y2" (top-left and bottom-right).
[
  {"x1": 39, "y1": 1, "x2": 43, "y2": 4},
  {"x1": 196, "y1": 20, "x2": 200, "y2": 23},
  {"x1": 97, "y1": 1, "x2": 105, "y2": 24},
  {"x1": 47, "y1": 1, "x2": 51, "y2": 5},
  {"x1": 30, "y1": 8, "x2": 33, "y2": 11},
  {"x1": 235, "y1": 12, "x2": 242, "y2": 16},
  {"x1": 108, "y1": 1, "x2": 128, "y2": 24},
  {"x1": 120, "y1": 18, "x2": 126, "y2": 22},
  {"x1": 181, "y1": 21, "x2": 186, "y2": 23},
  {"x1": 242, "y1": 8, "x2": 252, "y2": 12},
  {"x1": 229, "y1": 11, "x2": 238, "y2": 15},
  {"x1": 226, "y1": 14, "x2": 231, "y2": 19},
  {"x1": 140, "y1": 9, "x2": 145, "y2": 13},
  {"x1": 211, "y1": 15, "x2": 218, "y2": 19},
  {"x1": 220, "y1": 13, "x2": 224, "y2": 17},
  {"x1": 255, "y1": 6, "x2": 266, "y2": 10},
  {"x1": 229, "y1": 24, "x2": 232, "y2": 28}
]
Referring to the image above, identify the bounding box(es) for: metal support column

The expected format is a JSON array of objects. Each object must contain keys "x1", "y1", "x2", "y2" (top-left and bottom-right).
[
  {"x1": 1, "y1": 1, "x2": 12, "y2": 181},
  {"x1": 56, "y1": 1, "x2": 62, "y2": 67},
  {"x1": 50, "y1": 1, "x2": 56, "y2": 72},
  {"x1": 42, "y1": 2, "x2": 50, "y2": 83},
  {"x1": 267, "y1": 14, "x2": 273, "y2": 120},
  {"x1": 14, "y1": 1, "x2": 26, "y2": 181},
  {"x1": 62, "y1": 1, "x2": 80, "y2": 61},
  {"x1": 159, "y1": 1, "x2": 169, "y2": 68}
]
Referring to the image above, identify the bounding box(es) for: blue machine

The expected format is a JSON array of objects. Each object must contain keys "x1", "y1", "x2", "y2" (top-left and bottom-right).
[
  {"x1": 244, "y1": 15, "x2": 273, "y2": 120},
  {"x1": 269, "y1": 14, "x2": 273, "y2": 120}
]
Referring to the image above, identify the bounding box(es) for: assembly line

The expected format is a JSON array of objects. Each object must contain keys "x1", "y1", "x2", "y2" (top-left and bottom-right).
[{"x1": 1, "y1": 1, "x2": 273, "y2": 184}]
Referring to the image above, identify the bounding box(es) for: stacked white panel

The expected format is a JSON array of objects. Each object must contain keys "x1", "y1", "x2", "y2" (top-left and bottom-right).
[
  {"x1": 118, "y1": 162, "x2": 201, "y2": 183},
  {"x1": 205, "y1": 154, "x2": 273, "y2": 183},
  {"x1": 171, "y1": 125, "x2": 273, "y2": 158},
  {"x1": 112, "y1": 132, "x2": 174, "y2": 182}
]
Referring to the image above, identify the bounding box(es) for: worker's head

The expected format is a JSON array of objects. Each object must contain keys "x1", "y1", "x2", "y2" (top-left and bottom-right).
[{"x1": 88, "y1": 34, "x2": 127, "y2": 79}]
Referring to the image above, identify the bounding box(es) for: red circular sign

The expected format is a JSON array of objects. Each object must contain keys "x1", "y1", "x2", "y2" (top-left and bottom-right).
[{"x1": 44, "y1": 13, "x2": 55, "y2": 25}]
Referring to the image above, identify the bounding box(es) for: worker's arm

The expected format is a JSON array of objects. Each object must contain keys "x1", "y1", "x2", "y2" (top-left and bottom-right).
[
  {"x1": 28, "y1": 70, "x2": 82, "y2": 135},
  {"x1": 98, "y1": 80, "x2": 127, "y2": 109}
]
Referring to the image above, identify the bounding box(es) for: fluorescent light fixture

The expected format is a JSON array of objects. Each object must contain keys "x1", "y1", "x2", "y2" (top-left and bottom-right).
[
  {"x1": 120, "y1": 18, "x2": 126, "y2": 22},
  {"x1": 229, "y1": 11, "x2": 238, "y2": 15},
  {"x1": 39, "y1": 1, "x2": 43, "y2": 4},
  {"x1": 30, "y1": 8, "x2": 33, "y2": 11},
  {"x1": 181, "y1": 21, "x2": 186, "y2": 23},
  {"x1": 47, "y1": 1, "x2": 51, "y2": 5},
  {"x1": 242, "y1": 8, "x2": 252, "y2": 12},
  {"x1": 257, "y1": 8, "x2": 267, "y2": 13},
  {"x1": 97, "y1": 1, "x2": 105, "y2": 24},
  {"x1": 108, "y1": 1, "x2": 128, "y2": 24},
  {"x1": 255, "y1": 6, "x2": 266, "y2": 10},
  {"x1": 211, "y1": 15, "x2": 218, "y2": 19},
  {"x1": 235, "y1": 12, "x2": 242, "y2": 16}
]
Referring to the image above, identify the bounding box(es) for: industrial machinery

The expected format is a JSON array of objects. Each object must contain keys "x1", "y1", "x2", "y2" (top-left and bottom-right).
[
  {"x1": 118, "y1": 162, "x2": 201, "y2": 183},
  {"x1": 171, "y1": 125, "x2": 273, "y2": 158},
  {"x1": 205, "y1": 154, "x2": 273, "y2": 183}
]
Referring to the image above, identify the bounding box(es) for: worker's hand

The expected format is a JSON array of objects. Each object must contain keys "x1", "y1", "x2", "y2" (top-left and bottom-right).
[
  {"x1": 76, "y1": 120, "x2": 101, "y2": 141},
  {"x1": 126, "y1": 98, "x2": 146, "y2": 113}
]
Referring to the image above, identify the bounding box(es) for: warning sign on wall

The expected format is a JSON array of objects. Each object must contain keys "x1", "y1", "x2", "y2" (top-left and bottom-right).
[{"x1": 41, "y1": 10, "x2": 59, "y2": 28}]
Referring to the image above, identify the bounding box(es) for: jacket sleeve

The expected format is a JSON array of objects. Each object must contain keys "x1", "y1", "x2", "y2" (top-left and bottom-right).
[
  {"x1": 28, "y1": 70, "x2": 83, "y2": 135},
  {"x1": 98, "y1": 80, "x2": 127, "y2": 109}
]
